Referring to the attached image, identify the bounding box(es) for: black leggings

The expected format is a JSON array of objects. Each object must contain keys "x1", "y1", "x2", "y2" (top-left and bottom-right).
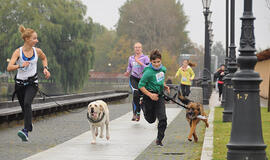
[
  {"x1": 15, "y1": 83, "x2": 38, "y2": 132},
  {"x1": 129, "y1": 75, "x2": 142, "y2": 115},
  {"x1": 141, "y1": 94, "x2": 167, "y2": 141},
  {"x1": 180, "y1": 84, "x2": 191, "y2": 97},
  {"x1": 218, "y1": 83, "x2": 223, "y2": 98}
]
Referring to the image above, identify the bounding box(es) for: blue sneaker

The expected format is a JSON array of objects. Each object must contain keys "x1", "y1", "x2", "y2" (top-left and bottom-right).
[{"x1": 18, "y1": 129, "x2": 29, "y2": 142}]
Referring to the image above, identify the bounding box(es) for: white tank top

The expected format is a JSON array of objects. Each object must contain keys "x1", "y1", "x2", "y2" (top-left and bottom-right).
[{"x1": 16, "y1": 47, "x2": 38, "y2": 81}]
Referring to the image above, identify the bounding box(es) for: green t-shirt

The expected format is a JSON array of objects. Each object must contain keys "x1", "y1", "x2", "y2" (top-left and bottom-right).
[{"x1": 138, "y1": 65, "x2": 166, "y2": 95}]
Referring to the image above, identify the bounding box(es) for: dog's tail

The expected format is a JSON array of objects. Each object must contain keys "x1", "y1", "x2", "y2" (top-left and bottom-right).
[{"x1": 178, "y1": 95, "x2": 192, "y2": 105}]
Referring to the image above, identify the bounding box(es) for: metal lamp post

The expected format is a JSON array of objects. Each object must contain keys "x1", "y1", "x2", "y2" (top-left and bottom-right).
[
  {"x1": 206, "y1": 14, "x2": 213, "y2": 100},
  {"x1": 202, "y1": 0, "x2": 212, "y2": 105},
  {"x1": 221, "y1": 0, "x2": 230, "y2": 108},
  {"x1": 227, "y1": 0, "x2": 267, "y2": 159},
  {"x1": 222, "y1": 0, "x2": 238, "y2": 122}
]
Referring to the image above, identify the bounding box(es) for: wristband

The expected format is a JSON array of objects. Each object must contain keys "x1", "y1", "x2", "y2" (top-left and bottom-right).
[
  {"x1": 44, "y1": 66, "x2": 49, "y2": 70},
  {"x1": 19, "y1": 64, "x2": 23, "y2": 68}
]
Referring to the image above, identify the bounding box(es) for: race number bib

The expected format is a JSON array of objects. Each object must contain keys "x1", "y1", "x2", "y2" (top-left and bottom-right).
[
  {"x1": 182, "y1": 77, "x2": 187, "y2": 82},
  {"x1": 156, "y1": 72, "x2": 165, "y2": 82},
  {"x1": 132, "y1": 61, "x2": 140, "y2": 68}
]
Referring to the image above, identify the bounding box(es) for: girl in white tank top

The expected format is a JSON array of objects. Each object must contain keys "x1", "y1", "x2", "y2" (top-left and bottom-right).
[
  {"x1": 16, "y1": 47, "x2": 38, "y2": 82},
  {"x1": 6, "y1": 25, "x2": 50, "y2": 142}
]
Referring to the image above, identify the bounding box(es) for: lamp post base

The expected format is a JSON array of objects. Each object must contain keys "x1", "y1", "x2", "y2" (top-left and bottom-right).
[
  {"x1": 227, "y1": 146, "x2": 267, "y2": 160},
  {"x1": 203, "y1": 99, "x2": 209, "y2": 105},
  {"x1": 222, "y1": 110, "x2": 232, "y2": 122}
]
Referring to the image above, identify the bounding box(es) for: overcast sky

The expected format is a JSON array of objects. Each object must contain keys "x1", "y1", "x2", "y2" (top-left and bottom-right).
[{"x1": 81, "y1": 0, "x2": 270, "y2": 50}]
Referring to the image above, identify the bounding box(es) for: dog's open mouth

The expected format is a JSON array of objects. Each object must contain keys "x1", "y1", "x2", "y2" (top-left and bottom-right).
[
  {"x1": 91, "y1": 112, "x2": 98, "y2": 118},
  {"x1": 187, "y1": 112, "x2": 197, "y2": 119}
]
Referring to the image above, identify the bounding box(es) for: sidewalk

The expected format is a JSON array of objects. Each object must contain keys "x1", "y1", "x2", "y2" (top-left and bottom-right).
[{"x1": 23, "y1": 107, "x2": 181, "y2": 160}]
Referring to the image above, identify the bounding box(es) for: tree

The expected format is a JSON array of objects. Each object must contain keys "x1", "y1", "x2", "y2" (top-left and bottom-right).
[
  {"x1": 160, "y1": 49, "x2": 178, "y2": 78},
  {"x1": 108, "y1": 35, "x2": 133, "y2": 73},
  {"x1": 189, "y1": 44, "x2": 204, "y2": 78},
  {"x1": 91, "y1": 24, "x2": 117, "y2": 72},
  {"x1": 116, "y1": 0, "x2": 190, "y2": 56},
  {"x1": 211, "y1": 41, "x2": 226, "y2": 68},
  {"x1": 0, "y1": 0, "x2": 94, "y2": 93}
]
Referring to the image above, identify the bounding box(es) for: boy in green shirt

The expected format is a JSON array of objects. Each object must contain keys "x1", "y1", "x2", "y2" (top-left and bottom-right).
[{"x1": 138, "y1": 49, "x2": 170, "y2": 146}]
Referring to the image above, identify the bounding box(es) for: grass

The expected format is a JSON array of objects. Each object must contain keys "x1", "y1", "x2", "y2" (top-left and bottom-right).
[
  {"x1": 213, "y1": 107, "x2": 270, "y2": 160},
  {"x1": 184, "y1": 110, "x2": 210, "y2": 160}
]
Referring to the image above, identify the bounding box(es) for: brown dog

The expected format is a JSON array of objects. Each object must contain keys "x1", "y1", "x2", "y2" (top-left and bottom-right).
[{"x1": 178, "y1": 95, "x2": 209, "y2": 142}]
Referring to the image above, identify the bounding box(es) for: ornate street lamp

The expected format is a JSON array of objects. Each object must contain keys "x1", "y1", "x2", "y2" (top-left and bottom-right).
[
  {"x1": 227, "y1": 0, "x2": 267, "y2": 159},
  {"x1": 222, "y1": 0, "x2": 238, "y2": 122},
  {"x1": 221, "y1": 0, "x2": 230, "y2": 108},
  {"x1": 208, "y1": 21, "x2": 212, "y2": 30},
  {"x1": 201, "y1": 0, "x2": 212, "y2": 105}
]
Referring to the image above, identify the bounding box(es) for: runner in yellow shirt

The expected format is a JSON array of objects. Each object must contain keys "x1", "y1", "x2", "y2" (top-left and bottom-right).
[{"x1": 175, "y1": 59, "x2": 195, "y2": 97}]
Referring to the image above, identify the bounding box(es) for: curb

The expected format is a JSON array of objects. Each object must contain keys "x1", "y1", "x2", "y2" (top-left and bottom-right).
[{"x1": 201, "y1": 92, "x2": 219, "y2": 160}]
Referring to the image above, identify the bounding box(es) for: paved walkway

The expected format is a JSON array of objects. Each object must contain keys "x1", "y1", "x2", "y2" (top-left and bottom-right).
[{"x1": 24, "y1": 108, "x2": 181, "y2": 160}]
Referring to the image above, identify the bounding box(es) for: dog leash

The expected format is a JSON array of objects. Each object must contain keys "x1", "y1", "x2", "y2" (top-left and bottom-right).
[
  {"x1": 38, "y1": 89, "x2": 88, "y2": 113},
  {"x1": 163, "y1": 94, "x2": 188, "y2": 109}
]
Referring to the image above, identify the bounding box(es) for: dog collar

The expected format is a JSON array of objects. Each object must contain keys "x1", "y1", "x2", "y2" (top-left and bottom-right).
[{"x1": 87, "y1": 112, "x2": 105, "y2": 123}]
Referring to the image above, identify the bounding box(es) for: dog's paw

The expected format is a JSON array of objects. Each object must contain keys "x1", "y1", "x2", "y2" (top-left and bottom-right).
[
  {"x1": 206, "y1": 122, "x2": 209, "y2": 128},
  {"x1": 188, "y1": 138, "x2": 192, "y2": 142},
  {"x1": 95, "y1": 132, "x2": 98, "y2": 136},
  {"x1": 194, "y1": 137, "x2": 198, "y2": 143},
  {"x1": 91, "y1": 140, "x2": 96, "y2": 144},
  {"x1": 106, "y1": 135, "x2": 110, "y2": 140},
  {"x1": 99, "y1": 134, "x2": 104, "y2": 138}
]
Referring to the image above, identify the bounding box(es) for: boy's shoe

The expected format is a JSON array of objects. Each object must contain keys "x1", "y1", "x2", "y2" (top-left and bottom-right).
[
  {"x1": 135, "y1": 113, "x2": 140, "y2": 121},
  {"x1": 18, "y1": 129, "x2": 29, "y2": 142},
  {"x1": 156, "y1": 139, "x2": 163, "y2": 146}
]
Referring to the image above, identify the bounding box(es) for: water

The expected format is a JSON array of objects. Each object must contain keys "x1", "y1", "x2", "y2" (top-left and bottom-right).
[{"x1": 0, "y1": 96, "x2": 9, "y2": 102}]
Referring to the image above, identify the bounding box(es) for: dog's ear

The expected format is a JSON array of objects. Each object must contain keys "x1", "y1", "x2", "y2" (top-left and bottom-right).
[
  {"x1": 99, "y1": 105, "x2": 104, "y2": 111},
  {"x1": 88, "y1": 104, "x2": 92, "y2": 110}
]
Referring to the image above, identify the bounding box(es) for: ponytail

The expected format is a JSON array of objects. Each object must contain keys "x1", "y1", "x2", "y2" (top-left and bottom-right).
[{"x1": 19, "y1": 25, "x2": 35, "y2": 41}]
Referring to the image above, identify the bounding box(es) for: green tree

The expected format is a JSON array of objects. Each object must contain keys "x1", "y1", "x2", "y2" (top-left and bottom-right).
[
  {"x1": 116, "y1": 0, "x2": 190, "y2": 56},
  {"x1": 212, "y1": 41, "x2": 225, "y2": 67},
  {"x1": 160, "y1": 49, "x2": 178, "y2": 78},
  {"x1": 91, "y1": 24, "x2": 117, "y2": 72},
  {"x1": 0, "y1": 0, "x2": 94, "y2": 93},
  {"x1": 108, "y1": 35, "x2": 133, "y2": 73}
]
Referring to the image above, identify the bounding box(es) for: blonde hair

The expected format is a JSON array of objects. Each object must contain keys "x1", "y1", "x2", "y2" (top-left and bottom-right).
[
  {"x1": 19, "y1": 25, "x2": 35, "y2": 41},
  {"x1": 183, "y1": 59, "x2": 196, "y2": 67},
  {"x1": 134, "y1": 42, "x2": 142, "y2": 47}
]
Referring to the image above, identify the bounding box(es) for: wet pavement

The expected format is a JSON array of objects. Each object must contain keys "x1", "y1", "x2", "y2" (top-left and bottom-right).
[{"x1": 0, "y1": 87, "x2": 207, "y2": 160}]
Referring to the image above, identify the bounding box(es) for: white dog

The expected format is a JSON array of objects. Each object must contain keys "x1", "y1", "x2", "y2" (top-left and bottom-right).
[{"x1": 87, "y1": 100, "x2": 110, "y2": 144}]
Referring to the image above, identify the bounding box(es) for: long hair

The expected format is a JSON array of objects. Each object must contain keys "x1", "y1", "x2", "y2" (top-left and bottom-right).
[
  {"x1": 183, "y1": 59, "x2": 196, "y2": 67},
  {"x1": 19, "y1": 25, "x2": 36, "y2": 41}
]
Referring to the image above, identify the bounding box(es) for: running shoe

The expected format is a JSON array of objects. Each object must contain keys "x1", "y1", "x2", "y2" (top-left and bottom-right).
[
  {"x1": 135, "y1": 113, "x2": 140, "y2": 121},
  {"x1": 131, "y1": 114, "x2": 136, "y2": 121},
  {"x1": 156, "y1": 139, "x2": 163, "y2": 146},
  {"x1": 18, "y1": 128, "x2": 28, "y2": 142}
]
